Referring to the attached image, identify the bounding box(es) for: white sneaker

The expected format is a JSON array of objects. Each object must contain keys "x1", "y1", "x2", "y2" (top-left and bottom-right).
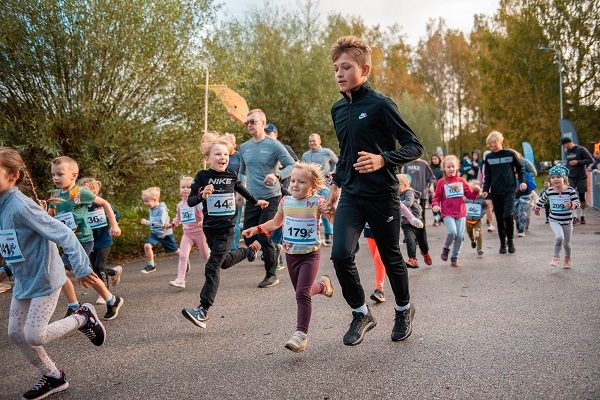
[
  {"x1": 108, "y1": 265, "x2": 123, "y2": 286},
  {"x1": 518, "y1": 232, "x2": 525, "y2": 237},
  {"x1": 0, "y1": 283, "x2": 12, "y2": 294},
  {"x1": 487, "y1": 225, "x2": 496, "y2": 232},
  {"x1": 169, "y1": 277, "x2": 186, "y2": 288},
  {"x1": 284, "y1": 331, "x2": 308, "y2": 352},
  {"x1": 96, "y1": 295, "x2": 106, "y2": 305}
]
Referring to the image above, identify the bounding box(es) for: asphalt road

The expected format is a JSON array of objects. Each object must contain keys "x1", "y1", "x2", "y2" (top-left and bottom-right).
[{"x1": 1, "y1": 209, "x2": 599, "y2": 399}]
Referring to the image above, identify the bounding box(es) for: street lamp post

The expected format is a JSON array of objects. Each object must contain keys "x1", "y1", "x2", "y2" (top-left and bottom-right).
[{"x1": 538, "y1": 46, "x2": 564, "y2": 162}]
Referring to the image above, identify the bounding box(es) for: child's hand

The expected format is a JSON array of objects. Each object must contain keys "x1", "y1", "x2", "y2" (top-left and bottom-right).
[
  {"x1": 432, "y1": 205, "x2": 440, "y2": 213},
  {"x1": 202, "y1": 184, "x2": 214, "y2": 199},
  {"x1": 77, "y1": 272, "x2": 99, "y2": 288},
  {"x1": 242, "y1": 227, "x2": 258, "y2": 237},
  {"x1": 141, "y1": 218, "x2": 147, "y2": 225},
  {"x1": 255, "y1": 200, "x2": 268, "y2": 209},
  {"x1": 165, "y1": 223, "x2": 173, "y2": 229},
  {"x1": 472, "y1": 184, "x2": 481, "y2": 192},
  {"x1": 534, "y1": 207, "x2": 540, "y2": 216},
  {"x1": 38, "y1": 200, "x2": 47, "y2": 211},
  {"x1": 110, "y1": 225, "x2": 122, "y2": 237},
  {"x1": 319, "y1": 204, "x2": 335, "y2": 223},
  {"x1": 565, "y1": 201, "x2": 573, "y2": 210},
  {"x1": 410, "y1": 218, "x2": 424, "y2": 229}
]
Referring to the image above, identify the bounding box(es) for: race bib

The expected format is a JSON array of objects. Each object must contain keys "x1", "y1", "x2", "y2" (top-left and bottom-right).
[
  {"x1": 549, "y1": 196, "x2": 570, "y2": 214},
  {"x1": 180, "y1": 206, "x2": 197, "y2": 223},
  {"x1": 87, "y1": 209, "x2": 107, "y2": 229},
  {"x1": 206, "y1": 193, "x2": 235, "y2": 216},
  {"x1": 0, "y1": 229, "x2": 24, "y2": 263},
  {"x1": 55, "y1": 212, "x2": 76, "y2": 231},
  {"x1": 444, "y1": 183, "x2": 464, "y2": 199},
  {"x1": 283, "y1": 216, "x2": 318, "y2": 244},
  {"x1": 466, "y1": 203, "x2": 482, "y2": 218}
]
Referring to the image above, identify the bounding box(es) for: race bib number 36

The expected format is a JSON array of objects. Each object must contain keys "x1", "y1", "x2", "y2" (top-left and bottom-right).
[
  {"x1": 0, "y1": 229, "x2": 24, "y2": 263},
  {"x1": 206, "y1": 193, "x2": 235, "y2": 216},
  {"x1": 87, "y1": 209, "x2": 108, "y2": 229}
]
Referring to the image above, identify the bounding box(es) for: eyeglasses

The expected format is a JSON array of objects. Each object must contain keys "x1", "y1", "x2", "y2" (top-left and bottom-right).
[{"x1": 245, "y1": 119, "x2": 263, "y2": 126}]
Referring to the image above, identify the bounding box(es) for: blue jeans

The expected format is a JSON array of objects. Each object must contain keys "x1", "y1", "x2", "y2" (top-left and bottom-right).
[
  {"x1": 442, "y1": 216, "x2": 466, "y2": 259},
  {"x1": 230, "y1": 206, "x2": 243, "y2": 250},
  {"x1": 318, "y1": 188, "x2": 333, "y2": 235}
]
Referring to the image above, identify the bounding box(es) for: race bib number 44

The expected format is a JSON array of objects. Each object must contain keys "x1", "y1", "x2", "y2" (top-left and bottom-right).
[
  {"x1": 206, "y1": 193, "x2": 235, "y2": 216},
  {"x1": 0, "y1": 229, "x2": 24, "y2": 263}
]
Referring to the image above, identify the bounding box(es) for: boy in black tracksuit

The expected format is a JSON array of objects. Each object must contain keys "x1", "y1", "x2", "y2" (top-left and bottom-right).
[
  {"x1": 482, "y1": 131, "x2": 526, "y2": 254},
  {"x1": 182, "y1": 151, "x2": 267, "y2": 328},
  {"x1": 324, "y1": 36, "x2": 423, "y2": 346}
]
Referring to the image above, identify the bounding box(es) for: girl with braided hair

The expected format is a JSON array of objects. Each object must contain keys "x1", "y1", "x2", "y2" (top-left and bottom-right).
[{"x1": 0, "y1": 147, "x2": 106, "y2": 400}]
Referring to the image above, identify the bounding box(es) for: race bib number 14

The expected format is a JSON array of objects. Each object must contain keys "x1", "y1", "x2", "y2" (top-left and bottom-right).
[{"x1": 0, "y1": 229, "x2": 24, "y2": 263}]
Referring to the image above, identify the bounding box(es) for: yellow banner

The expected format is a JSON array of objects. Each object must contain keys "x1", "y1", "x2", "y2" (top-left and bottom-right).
[{"x1": 207, "y1": 85, "x2": 248, "y2": 125}]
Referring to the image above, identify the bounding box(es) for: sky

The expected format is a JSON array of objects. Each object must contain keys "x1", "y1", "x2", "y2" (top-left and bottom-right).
[{"x1": 219, "y1": 0, "x2": 500, "y2": 45}]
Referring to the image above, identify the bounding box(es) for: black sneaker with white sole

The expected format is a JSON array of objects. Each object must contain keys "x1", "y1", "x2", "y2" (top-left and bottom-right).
[
  {"x1": 258, "y1": 275, "x2": 279, "y2": 288},
  {"x1": 73, "y1": 303, "x2": 106, "y2": 346},
  {"x1": 103, "y1": 296, "x2": 124, "y2": 320},
  {"x1": 343, "y1": 309, "x2": 376, "y2": 346},
  {"x1": 391, "y1": 306, "x2": 415, "y2": 341},
  {"x1": 22, "y1": 370, "x2": 69, "y2": 400}
]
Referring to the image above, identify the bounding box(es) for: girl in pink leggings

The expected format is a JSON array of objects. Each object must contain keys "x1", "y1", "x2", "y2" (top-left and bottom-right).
[
  {"x1": 168, "y1": 177, "x2": 210, "y2": 288},
  {"x1": 243, "y1": 162, "x2": 334, "y2": 353}
]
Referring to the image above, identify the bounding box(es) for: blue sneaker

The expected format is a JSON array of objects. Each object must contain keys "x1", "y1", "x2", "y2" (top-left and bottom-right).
[
  {"x1": 182, "y1": 307, "x2": 209, "y2": 328},
  {"x1": 141, "y1": 264, "x2": 156, "y2": 274}
]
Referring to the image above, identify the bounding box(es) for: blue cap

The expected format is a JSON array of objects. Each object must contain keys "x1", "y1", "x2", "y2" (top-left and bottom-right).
[{"x1": 265, "y1": 123, "x2": 278, "y2": 132}]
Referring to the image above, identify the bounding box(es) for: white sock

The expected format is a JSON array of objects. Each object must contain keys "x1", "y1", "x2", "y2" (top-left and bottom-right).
[
  {"x1": 48, "y1": 370, "x2": 62, "y2": 378},
  {"x1": 72, "y1": 313, "x2": 86, "y2": 327},
  {"x1": 106, "y1": 294, "x2": 116, "y2": 306},
  {"x1": 353, "y1": 304, "x2": 369, "y2": 315},
  {"x1": 395, "y1": 303, "x2": 410, "y2": 312}
]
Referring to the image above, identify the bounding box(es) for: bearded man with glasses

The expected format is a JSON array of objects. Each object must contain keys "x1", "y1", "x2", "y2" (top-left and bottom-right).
[{"x1": 237, "y1": 109, "x2": 296, "y2": 288}]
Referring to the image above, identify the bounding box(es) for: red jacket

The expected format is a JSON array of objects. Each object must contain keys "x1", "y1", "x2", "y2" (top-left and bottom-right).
[{"x1": 431, "y1": 175, "x2": 479, "y2": 218}]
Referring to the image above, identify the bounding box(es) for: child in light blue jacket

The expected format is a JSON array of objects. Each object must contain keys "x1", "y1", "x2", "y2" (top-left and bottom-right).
[{"x1": 0, "y1": 147, "x2": 106, "y2": 400}]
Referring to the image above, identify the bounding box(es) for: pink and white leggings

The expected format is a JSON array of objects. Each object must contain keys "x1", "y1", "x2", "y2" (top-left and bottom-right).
[
  {"x1": 8, "y1": 288, "x2": 80, "y2": 376},
  {"x1": 177, "y1": 231, "x2": 210, "y2": 278}
]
